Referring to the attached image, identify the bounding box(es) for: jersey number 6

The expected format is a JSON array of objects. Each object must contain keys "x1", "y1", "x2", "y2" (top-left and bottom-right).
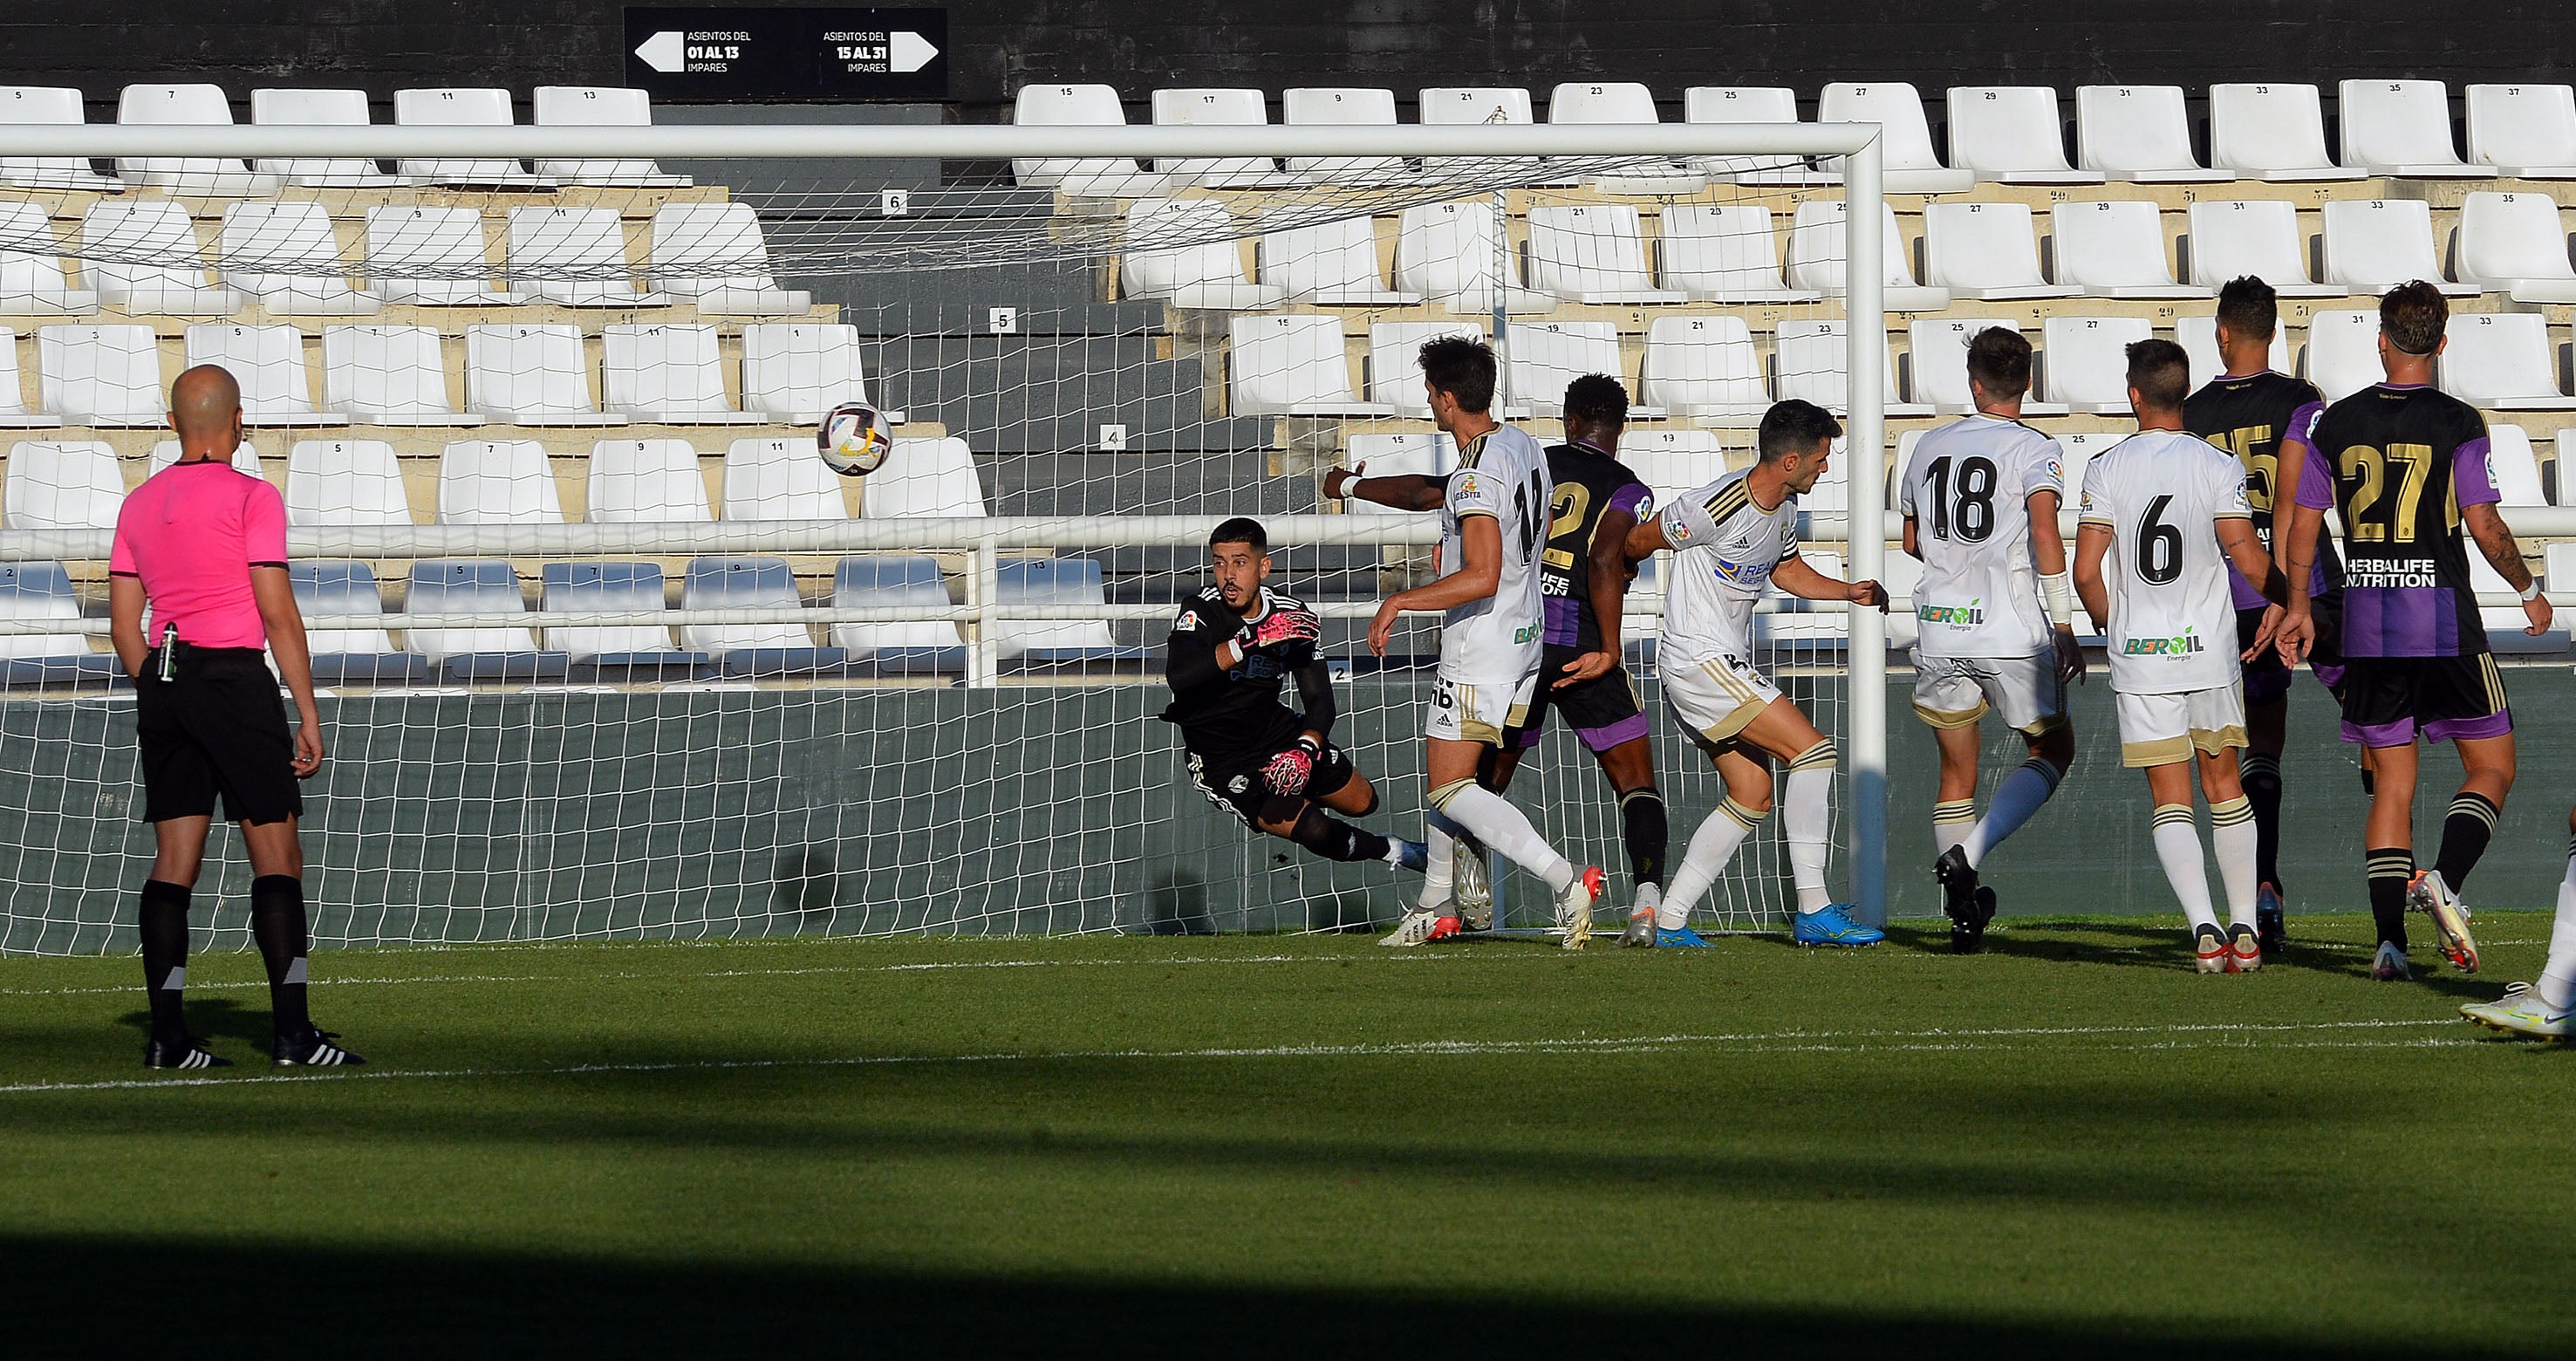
[{"x1": 2135, "y1": 494, "x2": 2183, "y2": 585}]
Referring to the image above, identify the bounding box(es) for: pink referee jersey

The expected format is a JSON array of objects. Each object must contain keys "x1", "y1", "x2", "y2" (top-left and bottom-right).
[{"x1": 108, "y1": 460, "x2": 290, "y2": 650}]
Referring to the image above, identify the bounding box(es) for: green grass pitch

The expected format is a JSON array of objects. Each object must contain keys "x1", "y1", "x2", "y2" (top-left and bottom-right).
[{"x1": 3, "y1": 914, "x2": 2571, "y2": 1359}]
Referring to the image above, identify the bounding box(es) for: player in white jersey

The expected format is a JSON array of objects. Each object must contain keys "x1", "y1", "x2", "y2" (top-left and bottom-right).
[
  {"x1": 2074, "y1": 339, "x2": 2292, "y2": 973},
  {"x1": 1897, "y1": 328, "x2": 2086, "y2": 953},
  {"x1": 1328, "y1": 336, "x2": 1602, "y2": 948},
  {"x1": 2459, "y1": 805, "x2": 2576, "y2": 1038},
  {"x1": 1617, "y1": 400, "x2": 1889, "y2": 947}
]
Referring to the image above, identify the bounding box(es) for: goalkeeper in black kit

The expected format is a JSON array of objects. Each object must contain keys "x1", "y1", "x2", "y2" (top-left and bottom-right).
[{"x1": 1164, "y1": 517, "x2": 1428, "y2": 874}]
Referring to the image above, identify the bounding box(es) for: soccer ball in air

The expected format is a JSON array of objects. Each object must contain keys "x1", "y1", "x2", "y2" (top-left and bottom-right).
[{"x1": 817, "y1": 401, "x2": 893, "y2": 477}]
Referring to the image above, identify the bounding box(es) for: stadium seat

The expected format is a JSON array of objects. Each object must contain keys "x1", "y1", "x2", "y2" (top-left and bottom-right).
[
  {"x1": 0, "y1": 86, "x2": 116, "y2": 191},
  {"x1": 647, "y1": 202, "x2": 811, "y2": 317},
  {"x1": 1641, "y1": 315, "x2": 1765, "y2": 425},
  {"x1": 1227, "y1": 314, "x2": 1390, "y2": 417},
  {"x1": 1366, "y1": 320, "x2": 1486, "y2": 418},
  {"x1": 602, "y1": 323, "x2": 762, "y2": 424},
  {"x1": 2303, "y1": 310, "x2": 2387, "y2": 402},
  {"x1": 2465, "y1": 84, "x2": 2576, "y2": 178},
  {"x1": 509, "y1": 206, "x2": 665, "y2": 308},
  {"x1": 1151, "y1": 88, "x2": 1291, "y2": 188},
  {"x1": 586, "y1": 438, "x2": 712, "y2": 523},
  {"x1": 322, "y1": 325, "x2": 481, "y2": 427},
  {"x1": 1620, "y1": 427, "x2": 1732, "y2": 503},
  {"x1": 2049, "y1": 200, "x2": 2200, "y2": 298},
  {"x1": 1657, "y1": 204, "x2": 1815, "y2": 303},
  {"x1": 405, "y1": 559, "x2": 569, "y2": 680},
  {"x1": 1257, "y1": 217, "x2": 1418, "y2": 305},
  {"x1": 2185, "y1": 201, "x2": 2346, "y2": 298},
  {"x1": 2208, "y1": 84, "x2": 2364, "y2": 181},
  {"x1": 1526, "y1": 204, "x2": 1686, "y2": 304},
  {"x1": 532, "y1": 85, "x2": 689, "y2": 187},
  {"x1": 436, "y1": 439, "x2": 564, "y2": 523},
  {"x1": 1392, "y1": 201, "x2": 1553, "y2": 315},
  {"x1": 1417, "y1": 86, "x2": 1559, "y2": 182},
  {"x1": 1684, "y1": 85, "x2": 1830, "y2": 183},
  {"x1": 1945, "y1": 86, "x2": 2104, "y2": 184},
  {"x1": 2052, "y1": 430, "x2": 2125, "y2": 510},
  {"x1": 1908, "y1": 318, "x2": 2067, "y2": 415},
  {"x1": 79, "y1": 201, "x2": 242, "y2": 316},
  {"x1": 2440, "y1": 312, "x2": 2576, "y2": 409},
  {"x1": 1776, "y1": 318, "x2": 1925, "y2": 416},
  {"x1": 1815, "y1": 82, "x2": 1972, "y2": 193},
  {"x1": 464, "y1": 324, "x2": 625, "y2": 426},
  {"x1": 1340, "y1": 432, "x2": 1453, "y2": 515},
  {"x1": 682, "y1": 557, "x2": 845, "y2": 674},
  {"x1": 0, "y1": 202, "x2": 95, "y2": 316},
  {"x1": 2337, "y1": 79, "x2": 2491, "y2": 179},
  {"x1": 1759, "y1": 548, "x2": 1848, "y2": 645},
  {"x1": 2467, "y1": 538, "x2": 2562, "y2": 653},
  {"x1": 1510, "y1": 321, "x2": 1659, "y2": 418},
  {"x1": 1783, "y1": 201, "x2": 1951, "y2": 311},
  {"x1": 862, "y1": 435, "x2": 987, "y2": 518},
  {"x1": 249, "y1": 87, "x2": 400, "y2": 188},
  {"x1": 1119, "y1": 199, "x2": 1286, "y2": 311},
  {"x1": 832, "y1": 555, "x2": 965, "y2": 673},
  {"x1": 2073, "y1": 85, "x2": 2229, "y2": 183},
  {"x1": 3, "y1": 440, "x2": 120, "y2": 528},
  {"x1": 2039, "y1": 315, "x2": 2156, "y2": 414},
  {"x1": 216, "y1": 201, "x2": 382, "y2": 316},
  {"x1": 740, "y1": 322, "x2": 871, "y2": 424},
  {"x1": 2452, "y1": 192, "x2": 2576, "y2": 302},
  {"x1": 2485, "y1": 423, "x2": 2547, "y2": 505},
  {"x1": 1010, "y1": 83, "x2": 1170, "y2": 196},
  {"x1": 115, "y1": 83, "x2": 279, "y2": 195},
  {"x1": 0, "y1": 329, "x2": 55, "y2": 428},
  {"x1": 721, "y1": 436, "x2": 847, "y2": 520},
  {"x1": 184, "y1": 323, "x2": 346, "y2": 426},
  {"x1": 2175, "y1": 315, "x2": 2291, "y2": 382},
  {"x1": 2552, "y1": 440, "x2": 2576, "y2": 505},
  {"x1": 393, "y1": 87, "x2": 551, "y2": 187},
  {"x1": 994, "y1": 557, "x2": 1131, "y2": 662},
  {"x1": 284, "y1": 438, "x2": 413, "y2": 526},
  {"x1": 2320, "y1": 199, "x2": 2476, "y2": 295},
  {"x1": 36, "y1": 325, "x2": 163, "y2": 426},
  {"x1": 0, "y1": 560, "x2": 115, "y2": 684},
  {"x1": 1546, "y1": 81, "x2": 1706, "y2": 194},
  {"x1": 542, "y1": 561, "x2": 701, "y2": 671},
  {"x1": 1920, "y1": 202, "x2": 2078, "y2": 300},
  {"x1": 364, "y1": 206, "x2": 529, "y2": 307},
  {"x1": 1281, "y1": 87, "x2": 1407, "y2": 185},
  {"x1": 2549, "y1": 541, "x2": 2576, "y2": 588},
  {"x1": 290, "y1": 561, "x2": 428, "y2": 683}
]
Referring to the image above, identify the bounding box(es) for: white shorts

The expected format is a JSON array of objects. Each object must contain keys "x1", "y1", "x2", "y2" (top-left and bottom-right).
[
  {"x1": 1911, "y1": 648, "x2": 2068, "y2": 736},
  {"x1": 2114, "y1": 685, "x2": 2248, "y2": 768},
  {"x1": 1660, "y1": 649, "x2": 1783, "y2": 753},
  {"x1": 1426, "y1": 669, "x2": 1538, "y2": 746}
]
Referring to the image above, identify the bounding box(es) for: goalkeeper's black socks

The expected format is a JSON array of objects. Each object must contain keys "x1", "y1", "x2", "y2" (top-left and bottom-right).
[
  {"x1": 2433, "y1": 791, "x2": 2500, "y2": 892},
  {"x1": 137, "y1": 879, "x2": 193, "y2": 1046},
  {"x1": 2367, "y1": 847, "x2": 2413, "y2": 951},
  {"x1": 250, "y1": 874, "x2": 311, "y2": 1038},
  {"x1": 1291, "y1": 807, "x2": 1390, "y2": 864},
  {"x1": 1618, "y1": 788, "x2": 1668, "y2": 888}
]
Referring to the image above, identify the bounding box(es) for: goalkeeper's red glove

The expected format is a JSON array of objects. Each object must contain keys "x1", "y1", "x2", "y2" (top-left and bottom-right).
[
  {"x1": 1264, "y1": 735, "x2": 1323, "y2": 797},
  {"x1": 1248, "y1": 605, "x2": 1322, "y2": 653}
]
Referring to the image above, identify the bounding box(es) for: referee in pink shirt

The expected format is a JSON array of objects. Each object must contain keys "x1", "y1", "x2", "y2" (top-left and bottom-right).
[{"x1": 111, "y1": 366, "x2": 361, "y2": 1070}]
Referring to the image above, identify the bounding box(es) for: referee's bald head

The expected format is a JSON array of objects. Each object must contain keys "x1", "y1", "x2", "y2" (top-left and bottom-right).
[{"x1": 169, "y1": 364, "x2": 243, "y2": 450}]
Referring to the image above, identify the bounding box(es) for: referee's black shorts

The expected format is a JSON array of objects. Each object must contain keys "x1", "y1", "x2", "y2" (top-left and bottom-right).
[{"x1": 133, "y1": 646, "x2": 304, "y2": 825}]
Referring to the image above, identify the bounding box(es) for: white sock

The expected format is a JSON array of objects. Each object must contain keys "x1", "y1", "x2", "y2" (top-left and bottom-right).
[
  {"x1": 2210, "y1": 796, "x2": 2260, "y2": 930},
  {"x1": 1418, "y1": 817, "x2": 1456, "y2": 909},
  {"x1": 2150, "y1": 804, "x2": 2219, "y2": 932},
  {"x1": 1659, "y1": 798, "x2": 1766, "y2": 928},
  {"x1": 1434, "y1": 781, "x2": 1575, "y2": 894},
  {"x1": 1932, "y1": 798, "x2": 1975, "y2": 858},
  {"x1": 1964, "y1": 759, "x2": 2063, "y2": 867},
  {"x1": 1784, "y1": 747, "x2": 1836, "y2": 913},
  {"x1": 2539, "y1": 841, "x2": 2576, "y2": 1011}
]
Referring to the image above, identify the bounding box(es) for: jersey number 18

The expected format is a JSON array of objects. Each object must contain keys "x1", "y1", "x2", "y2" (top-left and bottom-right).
[{"x1": 1923, "y1": 455, "x2": 1999, "y2": 544}]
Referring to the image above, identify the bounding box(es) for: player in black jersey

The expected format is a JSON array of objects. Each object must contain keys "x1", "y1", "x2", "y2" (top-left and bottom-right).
[
  {"x1": 2183, "y1": 275, "x2": 2346, "y2": 958},
  {"x1": 1163, "y1": 517, "x2": 1428, "y2": 875}
]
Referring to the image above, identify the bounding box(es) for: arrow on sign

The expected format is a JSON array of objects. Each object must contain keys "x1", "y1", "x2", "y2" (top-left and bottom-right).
[
  {"x1": 890, "y1": 31, "x2": 940, "y2": 73},
  {"x1": 636, "y1": 31, "x2": 687, "y2": 73}
]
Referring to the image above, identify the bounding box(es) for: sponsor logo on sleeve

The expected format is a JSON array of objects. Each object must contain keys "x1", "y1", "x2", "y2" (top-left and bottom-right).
[{"x1": 1174, "y1": 611, "x2": 1199, "y2": 632}]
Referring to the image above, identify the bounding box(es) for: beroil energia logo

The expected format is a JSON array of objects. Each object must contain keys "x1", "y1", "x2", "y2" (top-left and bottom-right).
[{"x1": 2122, "y1": 626, "x2": 2204, "y2": 657}]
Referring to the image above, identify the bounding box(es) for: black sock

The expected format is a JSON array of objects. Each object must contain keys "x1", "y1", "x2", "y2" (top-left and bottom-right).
[
  {"x1": 250, "y1": 874, "x2": 311, "y2": 1038},
  {"x1": 2367, "y1": 847, "x2": 2413, "y2": 951},
  {"x1": 2433, "y1": 791, "x2": 2500, "y2": 892},
  {"x1": 1290, "y1": 807, "x2": 1390, "y2": 865},
  {"x1": 137, "y1": 879, "x2": 192, "y2": 1044},
  {"x1": 1619, "y1": 788, "x2": 1668, "y2": 888},
  {"x1": 2241, "y1": 752, "x2": 2284, "y2": 892}
]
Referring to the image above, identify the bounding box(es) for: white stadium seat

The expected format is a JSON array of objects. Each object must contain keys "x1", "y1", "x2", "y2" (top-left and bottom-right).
[
  {"x1": 1366, "y1": 321, "x2": 1485, "y2": 418},
  {"x1": 1640, "y1": 314, "x2": 1766, "y2": 425},
  {"x1": 36, "y1": 325, "x2": 162, "y2": 426},
  {"x1": 116, "y1": 83, "x2": 278, "y2": 195},
  {"x1": 1945, "y1": 86, "x2": 2104, "y2": 184},
  {"x1": 2485, "y1": 423, "x2": 2547, "y2": 506},
  {"x1": 289, "y1": 561, "x2": 411, "y2": 674},
  {"x1": 1920, "y1": 202, "x2": 2078, "y2": 300},
  {"x1": 1392, "y1": 201, "x2": 1553, "y2": 315},
  {"x1": 79, "y1": 201, "x2": 241, "y2": 316},
  {"x1": 509, "y1": 206, "x2": 665, "y2": 308},
  {"x1": 1227, "y1": 314, "x2": 1390, "y2": 417},
  {"x1": 603, "y1": 323, "x2": 762, "y2": 424},
  {"x1": 1621, "y1": 427, "x2": 1732, "y2": 504},
  {"x1": 464, "y1": 323, "x2": 625, "y2": 427},
  {"x1": 1340, "y1": 432, "x2": 1454, "y2": 516},
  {"x1": 437, "y1": 439, "x2": 563, "y2": 523},
  {"x1": 284, "y1": 438, "x2": 412, "y2": 526},
  {"x1": 1658, "y1": 204, "x2": 1815, "y2": 303},
  {"x1": 0, "y1": 202, "x2": 94, "y2": 315},
  {"x1": 2452, "y1": 192, "x2": 2576, "y2": 302},
  {"x1": 862, "y1": 435, "x2": 987, "y2": 519},
  {"x1": 2440, "y1": 312, "x2": 2576, "y2": 409},
  {"x1": 1011, "y1": 84, "x2": 1168, "y2": 196},
  {"x1": 1508, "y1": 320, "x2": 1658, "y2": 418},
  {"x1": 2052, "y1": 431, "x2": 2126, "y2": 508},
  {"x1": 2040, "y1": 315, "x2": 2156, "y2": 414},
  {"x1": 0, "y1": 85, "x2": 116, "y2": 191},
  {"x1": 2465, "y1": 84, "x2": 2576, "y2": 179},
  {"x1": 3, "y1": 440, "x2": 121, "y2": 528},
  {"x1": 1684, "y1": 86, "x2": 1823, "y2": 181},
  {"x1": 533, "y1": 85, "x2": 688, "y2": 187},
  {"x1": 1547, "y1": 81, "x2": 1705, "y2": 194},
  {"x1": 218, "y1": 201, "x2": 383, "y2": 316},
  {"x1": 1778, "y1": 318, "x2": 1925, "y2": 416},
  {"x1": 740, "y1": 322, "x2": 871, "y2": 424},
  {"x1": 1151, "y1": 88, "x2": 1290, "y2": 188},
  {"x1": 721, "y1": 436, "x2": 847, "y2": 520},
  {"x1": 1784, "y1": 200, "x2": 1950, "y2": 311},
  {"x1": 365, "y1": 206, "x2": 527, "y2": 306},
  {"x1": 2338, "y1": 79, "x2": 2491, "y2": 179},
  {"x1": 2175, "y1": 315, "x2": 2291, "y2": 382},
  {"x1": 587, "y1": 439, "x2": 712, "y2": 523},
  {"x1": 1908, "y1": 318, "x2": 2067, "y2": 415},
  {"x1": 1257, "y1": 217, "x2": 1419, "y2": 305},
  {"x1": 322, "y1": 325, "x2": 479, "y2": 426},
  {"x1": 2320, "y1": 198, "x2": 2477, "y2": 295},
  {"x1": 1816, "y1": 82, "x2": 1972, "y2": 193},
  {"x1": 1417, "y1": 86, "x2": 1558, "y2": 182},
  {"x1": 682, "y1": 557, "x2": 828, "y2": 668},
  {"x1": 393, "y1": 87, "x2": 551, "y2": 187},
  {"x1": 1281, "y1": 87, "x2": 1407, "y2": 186},
  {"x1": 1119, "y1": 199, "x2": 1286, "y2": 311},
  {"x1": 2303, "y1": 310, "x2": 2387, "y2": 402},
  {"x1": 2208, "y1": 83, "x2": 2365, "y2": 181},
  {"x1": 143, "y1": 438, "x2": 259, "y2": 477},
  {"x1": 183, "y1": 323, "x2": 345, "y2": 427},
  {"x1": 249, "y1": 87, "x2": 400, "y2": 188},
  {"x1": 648, "y1": 202, "x2": 810, "y2": 317},
  {"x1": 2186, "y1": 200, "x2": 2347, "y2": 298},
  {"x1": 2074, "y1": 85, "x2": 2228, "y2": 183},
  {"x1": 406, "y1": 560, "x2": 550, "y2": 669},
  {"x1": 2049, "y1": 200, "x2": 2200, "y2": 298},
  {"x1": 993, "y1": 557, "x2": 1122, "y2": 662},
  {"x1": 542, "y1": 561, "x2": 689, "y2": 664},
  {"x1": 1525, "y1": 203, "x2": 1686, "y2": 304},
  {"x1": 831, "y1": 556, "x2": 963, "y2": 666},
  {"x1": 0, "y1": 329, "x2": 54, "y2": 427}
]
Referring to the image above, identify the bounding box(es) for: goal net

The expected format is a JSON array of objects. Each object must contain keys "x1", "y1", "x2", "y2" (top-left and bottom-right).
[{"x1": 0, "y1": 116, "x2": 1887, "y2": 953}]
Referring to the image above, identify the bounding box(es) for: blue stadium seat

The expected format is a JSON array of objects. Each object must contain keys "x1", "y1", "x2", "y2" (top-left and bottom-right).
[
  {"x1": 290, "y1": 561, "x2": 432, "y2": 684},
  {"x1": 0, "y1": 559, "x2": 118, "y2": 687},
  {"x1": 406, "y1": 559, "x2": 571, "y2": 681},
  {"x1": 682, "y1": 557, "x2": 849, "y2": 676},
  {"x1": 541, "y1": 562, "x2": 706, "y2": 678},
  {"x1": 997, "y1": 557, "x2": 1145, "y2": 666},
  {"x1": 834, "y1": 556, "x2": 963, "y2": 676}
]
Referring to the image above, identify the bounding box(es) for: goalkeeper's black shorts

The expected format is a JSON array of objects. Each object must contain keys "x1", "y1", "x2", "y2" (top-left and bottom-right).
[{"x1": 1183, "y1": 735, "x2": 1356, "y2": 828}]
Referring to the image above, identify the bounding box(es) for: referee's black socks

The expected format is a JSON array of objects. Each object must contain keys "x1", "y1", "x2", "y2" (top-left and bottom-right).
[
  {"x1": 250, "y1": 874, "x2": 311, "y2": 1037},
  {"x1": 137, "y1": 879, "x2": 192, "y2": 1044}
]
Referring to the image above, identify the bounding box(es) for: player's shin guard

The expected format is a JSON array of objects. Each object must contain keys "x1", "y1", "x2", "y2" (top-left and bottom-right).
[
  {"x1": 1964, "y1": 758, "x2": 2064, "y2": 867},
  {"x1": 2209, "y1": 797, "x2": 2260, "y2": 931},
  {"x1": 1289, "y1": 806, "x2": 1391, "y2": 865},
  {"x1": 137, "y1": 879, "x2": 191, "y2": 1045},
  {"x1": 249, "y1": 875, "x2": 311, "y2": 1037},
  {"x1": 1429, "y1": 780, "x2": 1575, "y2": 893},
  {"x1": 2434, "y1": 791, "x2": 2501, "y2": 893},
  {"x1": 2368, "y1": 847, "x2": 2415, "y2": 950},
  {"x1": 2240, "y1": 751, "x2": 2285, "y2": 890},
  {"x1": 1659, "y1": 797, "x2": 1766, "y2": 929},
  {"x1": 2541, "y1": 837, "x2": 2576, "y2": 1012},
  {"x1": 1617, "y1": 787, "x2": 1668, "y2": 889},
  {"x1": 2150, "y1": 804, "x2": 2219, "y2": 933},
  {"x1": 1785, "y1": 741, "x2": 1837, "y2": 913},
  {"x1": 1931, "y1": 799, "x2": 1977, "y2": 858}
]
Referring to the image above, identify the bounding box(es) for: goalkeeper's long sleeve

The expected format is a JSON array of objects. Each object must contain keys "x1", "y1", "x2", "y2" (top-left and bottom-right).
[{"x1": 1292, "y1": 660, "x2": 1336, "y2": 738}]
